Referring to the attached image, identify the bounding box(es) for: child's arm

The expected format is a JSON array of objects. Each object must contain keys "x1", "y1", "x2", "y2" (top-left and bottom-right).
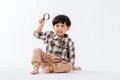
[
  {"x1": 35, "y1": 18, "x2": 45, "y2": 33},
  {"x1": 34, "y1": 19, "x2": 53, "y2": 40}
]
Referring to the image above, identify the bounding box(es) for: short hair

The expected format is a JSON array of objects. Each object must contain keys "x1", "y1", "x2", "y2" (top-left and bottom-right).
[{"x1": 52, "y1": 15, "x2": 71, "y2": 27}]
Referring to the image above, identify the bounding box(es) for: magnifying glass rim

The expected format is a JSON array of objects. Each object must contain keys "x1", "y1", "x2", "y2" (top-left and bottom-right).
[{"x1": 43, "y1": 13, "x2": 50, "y2": 20}]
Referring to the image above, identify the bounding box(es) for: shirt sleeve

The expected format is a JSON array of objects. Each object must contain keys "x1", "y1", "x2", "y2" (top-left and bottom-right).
[
  {"x1": 33, "y1": 31, "x2": 53, "y2": 41},
  {"x1": 69, "y1": 40, "x2": 75, "y2": 65}
]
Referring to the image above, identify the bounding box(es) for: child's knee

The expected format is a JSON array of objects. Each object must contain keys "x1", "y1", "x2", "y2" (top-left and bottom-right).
[
  {"x1": 33, "y1": 48, "x2": 42, "y2": 53},
  {"x1": 33, "y1": 48, "x2": 44, "y2": 56},
  {"x1": 31, "y1": 48, "x2": 43, "y2": 63}
]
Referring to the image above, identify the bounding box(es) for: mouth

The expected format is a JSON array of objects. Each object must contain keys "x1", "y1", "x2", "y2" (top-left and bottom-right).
[{"x1": 57, "y1": 31, "x2": 63, "y2": 34}]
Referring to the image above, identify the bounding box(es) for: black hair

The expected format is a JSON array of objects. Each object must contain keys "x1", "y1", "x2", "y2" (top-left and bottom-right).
[{"x1": 52, "y1": 15, "x2": 71, "y2": 27}]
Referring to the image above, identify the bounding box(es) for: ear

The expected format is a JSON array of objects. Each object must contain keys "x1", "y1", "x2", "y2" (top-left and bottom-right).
[
  {"x1": 52, "y1": 26, "x2": 54, "y2": 28},
  {"x1": 53, "y1": 26, "x2": 55, "y2": 30}
]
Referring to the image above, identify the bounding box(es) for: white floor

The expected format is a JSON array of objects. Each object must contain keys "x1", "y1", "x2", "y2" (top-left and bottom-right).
[{"x1": 0, "y1": 67, "x2": 119, "y2": 80}]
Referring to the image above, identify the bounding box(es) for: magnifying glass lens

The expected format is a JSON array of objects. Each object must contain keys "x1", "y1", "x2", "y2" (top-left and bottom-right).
[
  {"x1": 44, "y1": 15, "x2": 49, "y2": 20},
  {"x1": 43, "y1": 13, "x2": 50, "y2": 20}
]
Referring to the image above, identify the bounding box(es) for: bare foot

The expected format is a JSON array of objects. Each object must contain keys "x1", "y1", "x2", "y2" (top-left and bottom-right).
[
  {"x1": 73, "y1": 67, "x2": 82, "y2": 71},
  {"x1": 31, "y1": 67, "x2": 39, "y2": 75},
  {"x1": 43, "y1": 66, "x2": 49, "y2": 73}
]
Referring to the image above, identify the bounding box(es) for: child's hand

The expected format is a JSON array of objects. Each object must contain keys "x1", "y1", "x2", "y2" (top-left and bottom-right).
[
  {"x1": 73, "y1": 66, "x2": 81, "y2": 71},
  {"x1": 39, "y1": 18, "x2": 45, "y2": 26}
]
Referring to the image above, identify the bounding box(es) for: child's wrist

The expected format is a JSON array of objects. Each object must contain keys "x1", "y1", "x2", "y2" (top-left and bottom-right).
[{"x1": 39, "y1": 24, "x2": 44, "y2": 26}]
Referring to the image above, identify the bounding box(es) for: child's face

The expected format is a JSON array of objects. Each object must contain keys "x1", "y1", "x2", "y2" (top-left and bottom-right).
[{"x1": 53, "y1": 22, "x2": 70, "y2": 38}]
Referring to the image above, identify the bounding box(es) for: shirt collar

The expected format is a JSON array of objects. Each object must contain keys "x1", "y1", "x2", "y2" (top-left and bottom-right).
[{"x1": 53, "y1": 33, "x2": 69, "y2": 40}]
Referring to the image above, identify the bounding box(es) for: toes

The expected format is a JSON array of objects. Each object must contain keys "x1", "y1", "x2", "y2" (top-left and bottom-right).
[{"x1": 31, "y1": 70, "x2": 39, "y2": 74}]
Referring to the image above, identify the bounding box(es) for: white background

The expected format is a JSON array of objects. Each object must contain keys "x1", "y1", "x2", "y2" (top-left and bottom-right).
[{"x1": 0, "y1": 0, "x2": 120, "y2": 74}]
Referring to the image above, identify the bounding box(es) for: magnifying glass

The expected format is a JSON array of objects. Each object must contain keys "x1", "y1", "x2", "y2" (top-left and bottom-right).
[{"x1": 43, "y1": 13, "x2": 50, "y2": 20}]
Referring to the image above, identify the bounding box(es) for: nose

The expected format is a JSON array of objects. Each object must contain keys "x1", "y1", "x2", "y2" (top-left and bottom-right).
[{"x1": 58, "y1": 26, "x2": 62, "y2": 30}]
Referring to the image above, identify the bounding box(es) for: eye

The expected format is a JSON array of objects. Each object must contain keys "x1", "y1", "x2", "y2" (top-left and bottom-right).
[{"x1": 56, "y1": 25, "x2": 59, "y2": 27}]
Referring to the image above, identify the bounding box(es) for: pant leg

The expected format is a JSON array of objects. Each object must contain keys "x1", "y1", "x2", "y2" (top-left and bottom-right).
[
  {"x1": 31, "y1": 49, "x2": 72, "y2": 73},
  {"x1": 50, "y1": 55, "x2": 73, "y2": 73},
  {"x1": 31, "y1": 48, "x2": 53, "y2": 68},
  {"x1": 31, "y1": 48, "x2": 41, "y2": 64},
  {"x1": 52, "y1": 61, "x2": 72, "y2": 73}
]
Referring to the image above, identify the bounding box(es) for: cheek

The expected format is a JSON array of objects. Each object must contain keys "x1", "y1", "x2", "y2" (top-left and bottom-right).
[
  {"x1": 64, "y1": 28, "x2": 69, "y2": 31},
  {"x1": 63, "y1": 29, "x2": 67, "y2": 32}
]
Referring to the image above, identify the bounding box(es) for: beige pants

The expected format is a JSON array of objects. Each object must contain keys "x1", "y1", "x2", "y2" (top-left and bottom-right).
[{"x1": 31, "y1": 48, "x2": 73, "y2": 73}]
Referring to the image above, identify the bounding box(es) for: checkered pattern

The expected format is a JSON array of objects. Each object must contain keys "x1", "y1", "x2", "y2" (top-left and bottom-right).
[{"x1": 34, "y1": 31, "x2": 75, "y2": 64}]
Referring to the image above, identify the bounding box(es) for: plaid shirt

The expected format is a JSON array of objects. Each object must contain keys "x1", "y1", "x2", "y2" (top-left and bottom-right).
[{"x1": 34, "y1": 31, "x2": 75, "y2": 64}]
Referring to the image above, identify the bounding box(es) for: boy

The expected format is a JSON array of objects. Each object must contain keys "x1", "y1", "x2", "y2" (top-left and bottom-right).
[{"x1": 31, "y1": 15, "x2": 81, "y2": 74}]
